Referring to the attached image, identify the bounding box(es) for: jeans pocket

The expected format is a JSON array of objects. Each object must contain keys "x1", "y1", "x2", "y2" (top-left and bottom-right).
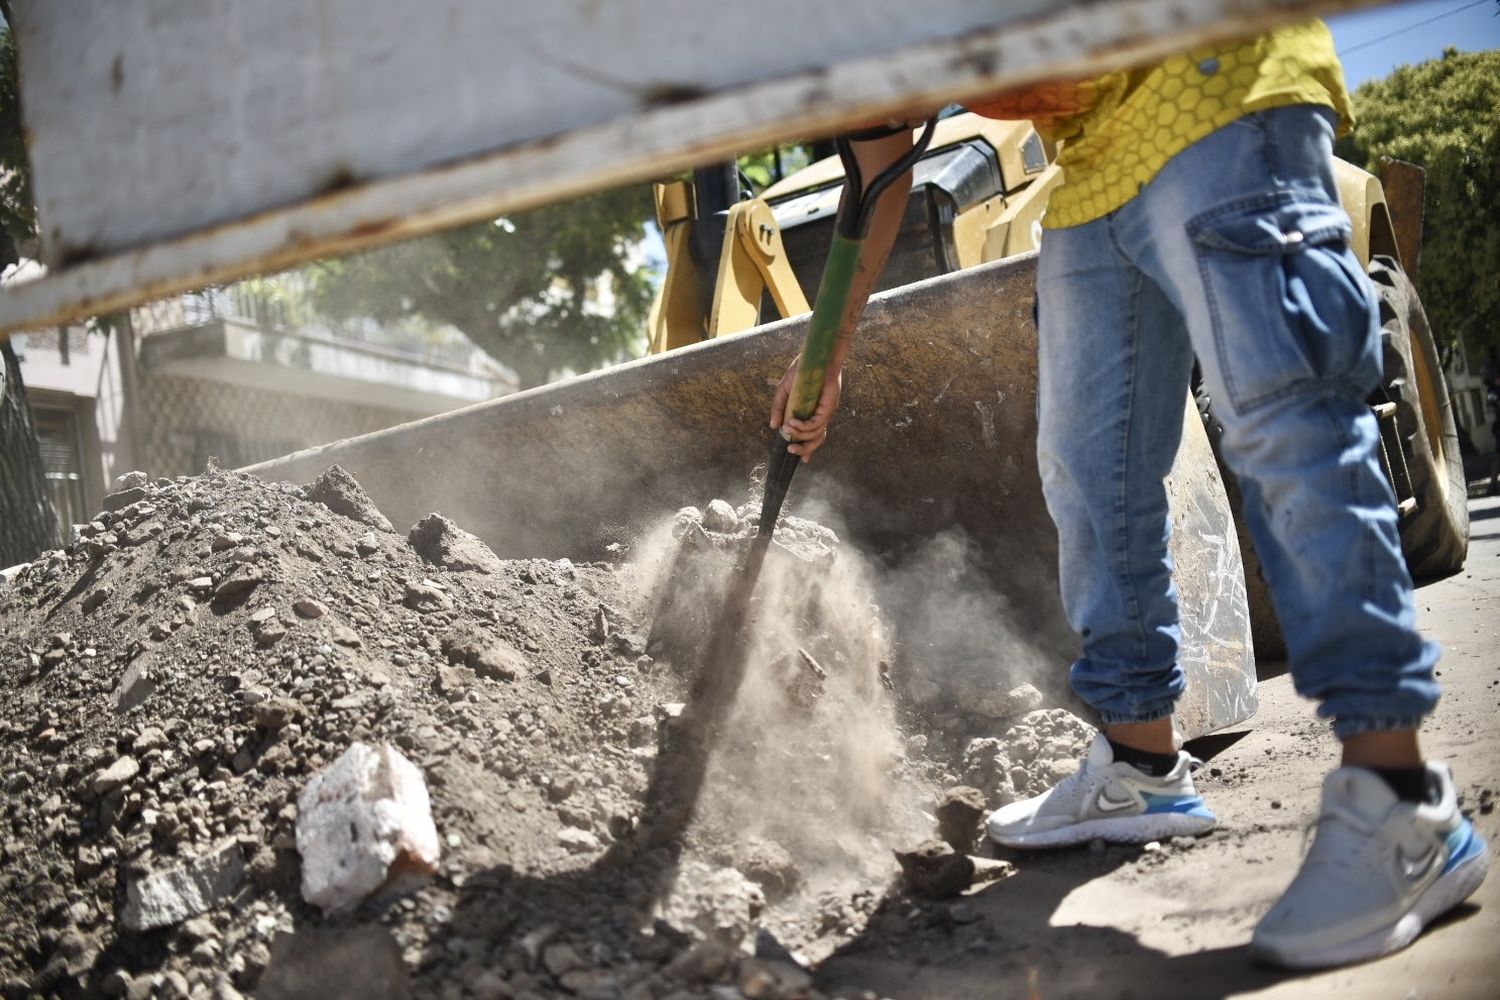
[{"x1": 1188, "y1": 190, "x2": 1377, "y2": 413}]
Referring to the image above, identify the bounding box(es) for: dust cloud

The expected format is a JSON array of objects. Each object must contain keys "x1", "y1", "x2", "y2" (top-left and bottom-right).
[
  {"x1": 872, "y1": 526, "x2": 1067, "y2": 718},
  {"x1": 631, "y1": 503, "x2": 932, "y2": 946},
  {"x1": 632, "y1": 496, "x2": 1078, "y2": 951}
]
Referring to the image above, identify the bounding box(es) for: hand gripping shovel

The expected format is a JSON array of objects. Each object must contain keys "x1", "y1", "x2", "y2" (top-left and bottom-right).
[
  {"x1": 758, "y1": 118, "x2": 938, "y2": 559},
  {"x1": 692, "y1": 119, "x2": 937, "y2": 716}
]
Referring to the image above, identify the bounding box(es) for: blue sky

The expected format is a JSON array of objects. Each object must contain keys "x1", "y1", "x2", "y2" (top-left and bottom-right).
[{"x1": 1327, "y1": 0, "x2": 1500, "y2": 86}]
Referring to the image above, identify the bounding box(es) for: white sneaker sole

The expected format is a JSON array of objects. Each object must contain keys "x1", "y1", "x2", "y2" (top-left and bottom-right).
[
  {"x1": 1252, "y1": 847, "x2": 1490, "y2": 969},
  {"x1": 989, "y1": 810, "x2": 1217, "y2": 849}
]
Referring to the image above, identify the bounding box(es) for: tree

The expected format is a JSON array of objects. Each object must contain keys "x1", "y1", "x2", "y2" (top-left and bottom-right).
[
  {"x1": 1336, "y1": 46, "x2": 1500, "y2": 355},
  {"x1": 737, "y1": 143, "x2": 817, "y2": 194},
  {"x1": 0, "y1": 12, "x2": 62, "y2": 565},
  {"x1": 310, "y1": 186, "x2": 656, "y2": 389}
]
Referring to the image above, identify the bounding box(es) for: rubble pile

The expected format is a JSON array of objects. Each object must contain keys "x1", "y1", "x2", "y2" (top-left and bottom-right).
[
  {"x1": 960, "y1": 710, "x2": 1095, "y2": 807},
  {"x1": 0, "y1": 466, "x2": 685, "y2": 998},
  {"x1": 0, "y1": 467, "x2": 1093, "y2": 999}
]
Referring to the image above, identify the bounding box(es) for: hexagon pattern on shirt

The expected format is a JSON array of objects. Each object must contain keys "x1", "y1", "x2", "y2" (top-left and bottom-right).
[{"x1": 968, "y1": 21, "x2": 1353, "y2": 230}]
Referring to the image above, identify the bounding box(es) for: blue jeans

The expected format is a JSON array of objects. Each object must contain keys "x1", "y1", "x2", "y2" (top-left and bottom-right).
[{"x1": 1035, "y1": 105, "x2": 1440, "y2": 740}]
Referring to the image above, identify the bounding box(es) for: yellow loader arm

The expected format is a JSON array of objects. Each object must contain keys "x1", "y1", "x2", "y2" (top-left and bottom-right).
[{"x1": 646, "y1": 181, "x2": 811, "y2": 355}]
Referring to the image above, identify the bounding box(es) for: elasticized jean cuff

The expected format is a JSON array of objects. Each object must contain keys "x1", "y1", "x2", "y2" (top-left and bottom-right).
[
  {"x1": 1096, "y1": 705, "x2": 1177, "y2": 727},
  {"x1": 1332, "y1": 715, "x2": 1428, "y2": 742}
]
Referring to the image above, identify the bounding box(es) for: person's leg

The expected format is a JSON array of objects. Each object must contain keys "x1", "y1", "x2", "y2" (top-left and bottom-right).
[
  {"x1": 987, "y1": 215, "x2": 1214, "y2": 848},
  {"x1": 1033, "y1": 218, "x2": 1197, "y2": 732},
  {"x1": 1124, "y1": 103, "x2": 1486, "y2": 968},
  {"x1": 1127, "y1": 107, "x2": 1437, "y2": 735}
]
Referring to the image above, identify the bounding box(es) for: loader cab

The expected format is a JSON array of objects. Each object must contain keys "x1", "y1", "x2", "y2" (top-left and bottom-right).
[
  {"x1": 645, "y1": 112, "x2": 1061, "y2": 354},
  {"x1": 761, "y1": 113, "x2": 1057, "y2": 297}
]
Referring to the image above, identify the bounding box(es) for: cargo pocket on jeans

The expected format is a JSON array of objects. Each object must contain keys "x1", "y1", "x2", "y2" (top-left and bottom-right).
[{"x1": 1187, "y1": 190, "x2": 1376, "y2": 414}]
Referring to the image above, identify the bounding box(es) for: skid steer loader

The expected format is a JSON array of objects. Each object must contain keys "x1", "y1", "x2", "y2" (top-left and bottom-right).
[
  {"x1": 645, "y1": 110, "x2": 1470, "y2": 660},
  {"x1": 254, "y1": 115, "x2": 1465, "y2": 742}
]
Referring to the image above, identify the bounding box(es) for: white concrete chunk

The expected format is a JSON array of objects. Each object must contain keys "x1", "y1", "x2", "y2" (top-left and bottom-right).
[
  {"x1": 702, "y1": 499, "x2": 741, "y2": 534},
  {"x1": 111, "y1": 471, "x2": 149, "y2": 491},
  {"x1": 295, "y1": 742, "x2": 441, "y2": 915}
]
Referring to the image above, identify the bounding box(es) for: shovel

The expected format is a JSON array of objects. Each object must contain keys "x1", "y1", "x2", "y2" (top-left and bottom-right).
[{"x1": 692, "y1": 119, "x2": 937, "y2": 713}]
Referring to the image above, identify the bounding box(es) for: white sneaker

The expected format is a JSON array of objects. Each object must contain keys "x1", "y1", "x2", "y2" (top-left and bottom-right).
[
  {"x1": 1251, "y1": 763, "x2": 1490, "y2": 969},
  {"x1": 986, "y1": 732, "x2": 1217, "y2": 848}
]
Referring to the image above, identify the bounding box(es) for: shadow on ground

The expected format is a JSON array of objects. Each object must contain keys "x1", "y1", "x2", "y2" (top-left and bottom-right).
[{"x1": 810, "y1": 846, "x2": 1296, "y2": 1000}]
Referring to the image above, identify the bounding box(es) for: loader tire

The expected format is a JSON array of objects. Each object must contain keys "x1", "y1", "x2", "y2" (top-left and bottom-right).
[
  {"x1": 1367, "y1": 255, "x2": 1470, "y2": 581},
  {"x1": 1196, "y1": 256, "x2": 1470, "y2": 666}
]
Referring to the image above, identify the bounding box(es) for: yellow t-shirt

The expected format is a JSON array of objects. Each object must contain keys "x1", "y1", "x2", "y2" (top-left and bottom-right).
[{"x1": 967, "y1": 21, "x2": 1354, "y2": 230}]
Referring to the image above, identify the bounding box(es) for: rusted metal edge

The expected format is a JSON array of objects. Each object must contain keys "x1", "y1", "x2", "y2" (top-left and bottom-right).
[
  {"x1": 1377, "y1": 157, "x2": 1426, "y2": 285},
  {"x1": 0, "y1": 0, "x2": 1387, "y2": 337}
]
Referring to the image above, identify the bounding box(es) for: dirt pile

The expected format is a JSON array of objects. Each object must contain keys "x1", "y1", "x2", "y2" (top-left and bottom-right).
[
  {"x1": 0, "y1": 465, "x2": 682, "y2": 998},
  {"x1": 0, "y1": 467, "x2": 1091, "y2": 999}
]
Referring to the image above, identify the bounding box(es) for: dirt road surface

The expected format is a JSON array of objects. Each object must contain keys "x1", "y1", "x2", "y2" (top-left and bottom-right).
[
  {"x1": 3, "y1": 467, "x2": 1493, "y2": 998},
  {"x1": 815, "y1": 492, "x2": 1500, "y2": 1000}
]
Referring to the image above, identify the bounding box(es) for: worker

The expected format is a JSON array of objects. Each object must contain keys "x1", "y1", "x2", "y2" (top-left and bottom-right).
[{"x1": 770, "y1": 20, "x2": 1489, "y2": 969}]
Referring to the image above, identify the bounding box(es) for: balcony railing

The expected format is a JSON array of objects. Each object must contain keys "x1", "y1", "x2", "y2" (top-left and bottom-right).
[{"x1": 132, "y1": 282, "x2": 499, "y2": 377}]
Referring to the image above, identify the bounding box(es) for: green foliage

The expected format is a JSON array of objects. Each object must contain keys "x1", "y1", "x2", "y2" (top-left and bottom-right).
[
  {"x1": 0, "y1": 24, "x2": 36, "y2": 264},
  {"x1": 1337, "y1": 47, "x2": 1500, "y2": 354},
  {"x1": 738, "y1": 143, "x2": 816, "y2": 193},
  {"x1": 310, "y1": 186, "x2": 655, "y2": 388}
]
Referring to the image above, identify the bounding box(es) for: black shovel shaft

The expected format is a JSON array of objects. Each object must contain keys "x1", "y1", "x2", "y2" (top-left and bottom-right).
[
  {"x1": 757, "y1": 432, "x2": 800, "y2": 548},
  {"x1": 755, "y1": 119, "x2": 936, "y2": 547}
]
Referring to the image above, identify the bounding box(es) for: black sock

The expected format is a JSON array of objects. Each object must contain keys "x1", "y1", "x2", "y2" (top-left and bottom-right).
[
  {"x1": 1371, "y1": 766, "x2": 1437, "y2": 805},
  {"x1": 1106, "y1": 737, "x2": 1180, "y2": 777}
]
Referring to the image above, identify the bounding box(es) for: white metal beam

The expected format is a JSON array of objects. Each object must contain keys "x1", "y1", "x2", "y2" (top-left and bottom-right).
[{"x1": 2, "y1": 0, "x2": 1388, "y2": 335}]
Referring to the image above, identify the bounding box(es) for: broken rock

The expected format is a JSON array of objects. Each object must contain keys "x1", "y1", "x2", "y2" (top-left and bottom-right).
[
  {"x1": 701, "y1": 499, "x2": 741, "y2": 535},
  {"x1": 433, "y1": 664, "x2": 475, "y2": 701},
  {"x1": 557, "y1": 826, "x2": 600, "y2": 854},
  {"x1": 403, "y1": 581, "x2": 453, "y2": 614},
  {"x1": 935, "y1": 785, "x2": 987, "y2": 853},
  {"x1": 293, "y1": 598, "x2": 327, "y2": 620},
  {"x1": 894, "y1": 840, "x2": 975, "y2": 900},
  {"x1": 305, "y1": 465, "x2": 395, "y2": 533},
  {"x1": 963, "y1": 708, "x2": 1092, "y2": 806},
  {"x1": 253, "y1": 616, "x2": 288, "y2": 647},
  {"x1": 295, "y1": 742, "x2": 441, "y2": 914},
  {"x1": 121, "y1": 839, "x2": 245, "y2": 931},
  {"x1": 327, "y1": 623, "x2": 363, "y2": 648},
  {"x1": 132, "y1": 726, "x2": 168, "y2": 753},
  {"x1": 35, "y1": 927, "x2": 101, "y2": 989},
  {"x1": 408, "y1": 513, "x2": 504, "y2": 575},
  {"x1": 92, "y1": 756, "x2": 140, "y2": 796},
  {"x1": 660, "y1": 863, "x2": 765, "y2": 944},
  {"x1": 113, "y1": 660, "x2": 156, "y2": 714},
  {"x1": 440, "y1": 626, "x2": 525, "y2": 681},
  {"x1": 103, "y1": 486, "x2": 149, "y2": 512},
  {"x1": 971, "y1": 682, "x2": 1046, "y2": 720},
  {"x1": 737, "y1": 838, "x2": 800, "y2": 901},
  {"x1": 213, "y1": 565, "x2": 264, "y2": 603},
  {"x1": 253, "y1": 697, "x2": 301, "y2": 731}
]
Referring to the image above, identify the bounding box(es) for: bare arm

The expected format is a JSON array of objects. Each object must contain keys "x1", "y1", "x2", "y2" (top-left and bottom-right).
[{"x1": 769, "y1": 129, "x2": 915, "y2": 461}]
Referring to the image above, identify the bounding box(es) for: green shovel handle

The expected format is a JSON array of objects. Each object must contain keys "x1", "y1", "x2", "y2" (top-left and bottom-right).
[{"x1": 783, "y1": 233, "x2": 863, "y2": 424}]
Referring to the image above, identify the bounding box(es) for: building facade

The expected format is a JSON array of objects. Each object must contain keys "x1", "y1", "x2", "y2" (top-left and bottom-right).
[{"x1": 12, "y1": 285, "x2": 514, "y2": 536}]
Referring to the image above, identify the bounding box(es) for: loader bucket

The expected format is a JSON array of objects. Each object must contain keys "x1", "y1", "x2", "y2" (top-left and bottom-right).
[{"x1": 250, "y1": 253, "x2": 1255, "y2": 740}]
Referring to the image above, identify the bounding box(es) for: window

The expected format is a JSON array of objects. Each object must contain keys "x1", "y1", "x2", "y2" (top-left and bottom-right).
[
  {"x1": 34, "y1": 407, "x2": 88, "y2": 536},
  {"x1": 1021, "y1": 131, "x2": 1048, "y2": 174}
]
